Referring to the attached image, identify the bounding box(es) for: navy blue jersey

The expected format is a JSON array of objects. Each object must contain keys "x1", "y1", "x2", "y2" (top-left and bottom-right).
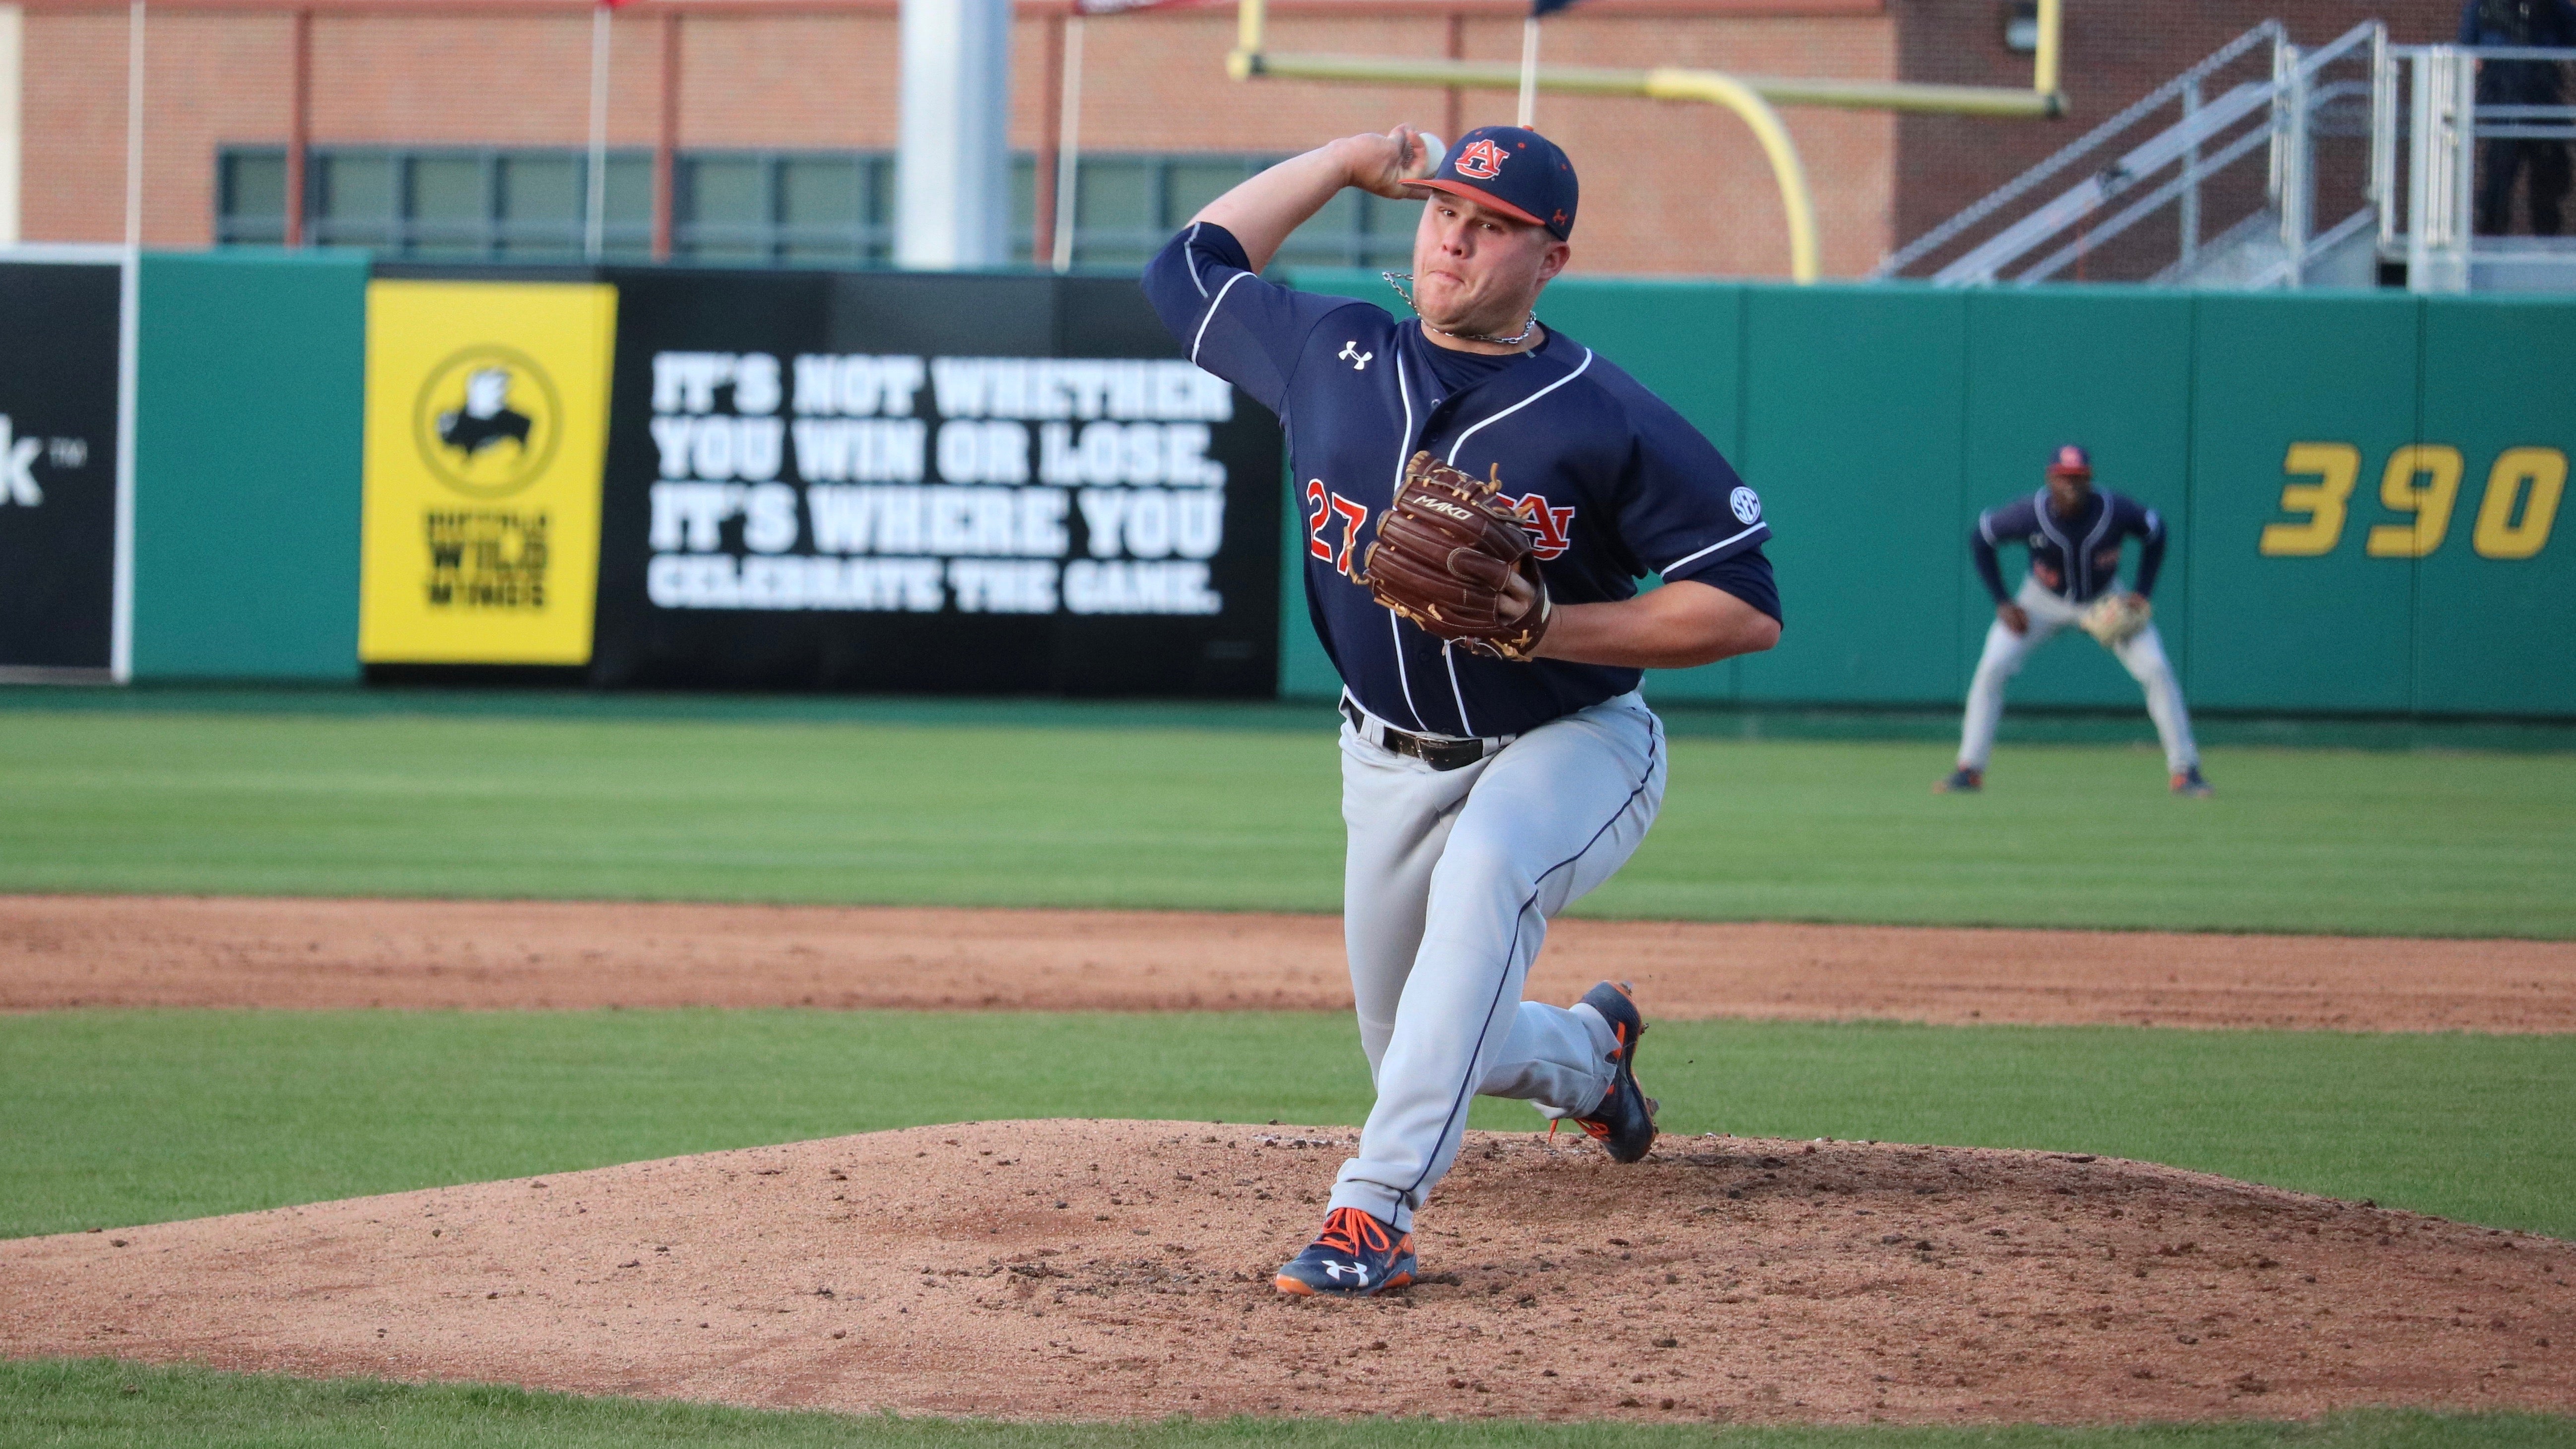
[
  {"x1": 1972, "y1": 488, "x2": 2167, "y2": 605},
  {"x1": 1141, "y1": 222, "x2": 1776, "y2": 739}
]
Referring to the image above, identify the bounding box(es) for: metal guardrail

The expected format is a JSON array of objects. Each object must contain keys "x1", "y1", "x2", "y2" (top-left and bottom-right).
[
  {"x1": 1892, "y1": 28, "x2": 2576, "y2": 293},
  {"x1": 2376, "y1": 45, "x2": 2576, "y2": 292},
  {"x1": 1885, "y1": 22, "x2": 2389, "y2": 289},
  {"x1": 1869, "y1": 22, "x2": 2283, "y2": 281}
]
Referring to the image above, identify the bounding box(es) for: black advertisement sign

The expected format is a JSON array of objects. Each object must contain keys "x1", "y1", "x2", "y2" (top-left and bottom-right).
[
  {"x1": 0, "y1": 261, "x2": 121, "y2": 674},
  {"x1": 590, "y1": 270, "x2": 1282, "y2": 696}
]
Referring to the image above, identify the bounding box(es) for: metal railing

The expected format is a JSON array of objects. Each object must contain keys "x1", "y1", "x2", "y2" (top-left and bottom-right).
[
  {"x1": 1888, "y1": 26, "x2": 2576, "y2": 293},
  {"x1": 1870, "y1": 22, "x2": 2283, "y2": 281},
  {"x1": 2380, "y1": 44, "x2": 2576, "y2": 293},
  {"x1": 1890, "y1": 22, "x2": 2386, "y2": 289}
]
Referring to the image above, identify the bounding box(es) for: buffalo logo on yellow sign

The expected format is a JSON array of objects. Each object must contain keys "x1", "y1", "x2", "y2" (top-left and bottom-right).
[
  {"x1": 361, "y1": 282, "x2": 616, "y2": 665},
  {"x1": 414, "y1": 345, "x2": 563, "y2": 500}
]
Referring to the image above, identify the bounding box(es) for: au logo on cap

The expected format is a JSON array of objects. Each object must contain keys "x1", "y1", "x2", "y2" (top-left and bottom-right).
[
  {"x1": 412, "y1": 344, "x2": 564, "y2": 500},
  {"x1": 1454, "y1": 138, "x2": 1509, "y2": 180}
]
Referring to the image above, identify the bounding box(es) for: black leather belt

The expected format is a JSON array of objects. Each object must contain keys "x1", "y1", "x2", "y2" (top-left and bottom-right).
[{"x1": 1340, "y1": 697, "x2": 1507, "y2": 772}]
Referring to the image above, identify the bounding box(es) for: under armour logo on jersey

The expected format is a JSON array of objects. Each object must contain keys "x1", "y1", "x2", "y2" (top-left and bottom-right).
[
  {"x1": 1498, "y1": 491, "x2": 1576, "y2": 560},
  {"x1": 1454, "y1": 138, "x2": 1509, "y2": 180},
  {"x1": 1337, "y1": 341, "x2": 1374, "y2": 371},
  {"x1": 1729, "y1": 486, "x2": 1762, "y2": 526}
]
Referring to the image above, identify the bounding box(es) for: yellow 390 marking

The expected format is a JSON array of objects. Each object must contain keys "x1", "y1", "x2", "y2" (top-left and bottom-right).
[
  {"x1": 2259, "y1": 442, "x2": 2359, "y2": 557},
  {"x1": 2473, "y1": 447, "x2": 2567, "y2": 560},
  {"x1": 2366, "y1": 444, "x2": 2463, "y2": 559},
  {"x1": 2261, "y1": 441, "x2": 2564, "y2": 560}
]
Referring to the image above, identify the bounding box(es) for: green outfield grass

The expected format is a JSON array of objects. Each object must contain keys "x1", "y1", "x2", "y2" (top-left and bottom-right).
[
  {"x1": 7, "y1": 1360, "x2": 2572, "y2": 1449},
  {"x1": 0, "y1": 708, "x2": 2570, "y2": 936},
  {"x1": 5, "y1": 1009, "x2": 2570, "y2": 1243}
]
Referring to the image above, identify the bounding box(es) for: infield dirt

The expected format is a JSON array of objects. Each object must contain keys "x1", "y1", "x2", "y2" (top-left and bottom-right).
[
  {"x1": 5, "y1": 1120, "x2": 2571, "y2": 1425},
  {"x1": 8, "y1": 895, "x2": 2576, "y2": 1031}
]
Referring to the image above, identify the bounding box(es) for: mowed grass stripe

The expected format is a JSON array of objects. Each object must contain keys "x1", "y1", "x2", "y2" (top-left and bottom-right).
[
  {"x1": 1, "y1": 710, "x2": 2571, "y2": 936},
  {"x1": 5, "y1": 1011, "x2": 2570, "y2": 1242},
  {"x1": 5, "y1": 1360, "x2": 2572, "y2": 1449}
]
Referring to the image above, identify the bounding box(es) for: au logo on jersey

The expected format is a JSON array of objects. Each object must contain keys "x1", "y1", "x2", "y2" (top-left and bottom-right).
[
  {"x1": 412, "y1": 345, "x2": 564, "y2": 500},
  {"x1": 1454, "y1": 139, "x2": 1509, "y2": 180},
  {"x1": 1500, "y1": 491, "x2": 1576, "y2": 560}
]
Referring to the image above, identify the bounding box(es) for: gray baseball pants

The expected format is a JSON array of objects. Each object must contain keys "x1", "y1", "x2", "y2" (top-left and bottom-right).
[
  {"x1": 1959, "y1": 578, "x2": 2200, "y2": 775},
  {"x1": 1325, "y1": 689, "x2": 1666, "y2": 1234}
]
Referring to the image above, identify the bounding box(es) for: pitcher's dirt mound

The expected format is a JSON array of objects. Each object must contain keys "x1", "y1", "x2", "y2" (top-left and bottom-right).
[
  {"x1": 9, "y1": 895, "x2": 2575, "y2": 1031},
  {"x1": 4, "y1": 1121, "x2": 2568, "y2": 1424}
]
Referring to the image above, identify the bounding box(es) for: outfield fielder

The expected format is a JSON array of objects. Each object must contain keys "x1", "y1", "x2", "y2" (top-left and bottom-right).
[
  {"x1": 1142, "y1": 125, "x2": 1783, "y2": 1297},
  {"x1": 1938, "y1": 444, "x2": 2212, "y2": 797}
]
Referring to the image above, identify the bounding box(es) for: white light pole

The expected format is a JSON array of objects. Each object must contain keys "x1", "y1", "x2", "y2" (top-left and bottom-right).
[
  {"x1": 1051, "y1": 15, "x2": 1083, "y2": 272},
  {"x1": 897, "y1": 0, "x2": 1012, "y2": 270},
  {"x1": 586, "y1": 0, "x2": 612, "y2": 261},
  {"x1": 1518, "y1": 15, "x2": 1539, "y2": 128},
  {"x1": 0, "y1": 4, "x2": 22, "y2": 244}
]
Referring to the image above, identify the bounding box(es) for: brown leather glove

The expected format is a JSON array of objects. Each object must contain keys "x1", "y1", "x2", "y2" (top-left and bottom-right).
[{"x1": 1360, "y1": 451, "x2": 1552, "y2": 662}]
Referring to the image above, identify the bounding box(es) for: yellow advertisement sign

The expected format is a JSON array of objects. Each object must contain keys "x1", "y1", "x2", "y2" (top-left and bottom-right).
[{"x1": 359, "y1": 281, "x2": 617, "y2": 664}]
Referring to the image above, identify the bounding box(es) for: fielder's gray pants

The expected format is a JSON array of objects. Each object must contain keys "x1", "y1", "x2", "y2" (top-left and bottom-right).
[
  {"x1": 1325, "y1": 689, "x2": 1666, "y2": 1234},
  {"x1": 1958, "y1": 578, "x2": 2200, "y2": 775}
]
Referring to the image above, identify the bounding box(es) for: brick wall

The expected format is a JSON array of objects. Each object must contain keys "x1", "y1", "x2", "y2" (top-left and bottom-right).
[
  {"x1": 14, "y1": 1, "x2": 2460, "y2": 277},
  {"x1": 18, "y1": 1, "x2": 1898, "y2": 275}
]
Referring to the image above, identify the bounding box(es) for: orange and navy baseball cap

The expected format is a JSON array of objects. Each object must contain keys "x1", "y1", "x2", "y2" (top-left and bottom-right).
[
  {"x1": 1408, "y1": 125, "x2": 1579, "y2": 240},
  {"x1": 2046, "y1": 443, "x2": 2093, "y2": 478}
]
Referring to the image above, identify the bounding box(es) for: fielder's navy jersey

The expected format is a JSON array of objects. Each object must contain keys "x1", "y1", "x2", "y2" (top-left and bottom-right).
[
  {"x1": 1972, "y1": 488, "x2": 2167, "y2": 605},
  {"x1": 1142, "y1": 222, "x2": 1776, "y2": 739}
]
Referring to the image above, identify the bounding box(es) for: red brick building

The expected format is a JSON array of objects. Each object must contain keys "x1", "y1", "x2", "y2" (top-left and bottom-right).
[{"x1": 5, "y1": 0, "x2": 2468, "y2": 277}]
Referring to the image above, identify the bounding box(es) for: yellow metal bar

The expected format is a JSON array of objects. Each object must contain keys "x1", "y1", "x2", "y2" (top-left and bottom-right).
[
  {"x1": 1238, "y1": 0, "x2": 1264, "y2": 64},
  {"x1": 1638, "y1": 69, "x2": 1818, "y2": 283},
  {"x1": 2034, "y1": 0, "x2": 2062, "y2": 99}
]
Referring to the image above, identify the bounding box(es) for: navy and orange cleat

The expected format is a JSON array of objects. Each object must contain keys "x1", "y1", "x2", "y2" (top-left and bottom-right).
[
  {"x1": 1567, "y1": 980, "x2": 1659, "y2": 1163},
  {"x1": 1274, "y1": 1206, "x2": 1416, "y2": 1297},
  {"x1": 1934, "y1": 767, "x2": 1983, "y2": 794},
  {"x1": 2171, "y1": 765, "x2": 2214, "y2": 797}
]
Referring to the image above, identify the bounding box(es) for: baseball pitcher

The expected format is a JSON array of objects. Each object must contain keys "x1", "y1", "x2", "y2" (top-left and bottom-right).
[{"x1": 1141, "y1": 125, "x2": 1783, "y2": 1297}]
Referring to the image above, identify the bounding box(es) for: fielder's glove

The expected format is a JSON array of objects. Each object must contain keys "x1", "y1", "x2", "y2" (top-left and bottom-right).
[
  {"x1": 2078, "y1": 593, "x2": 2152, "y2": 646},
  {"x1": 1362, "y1": 451, "x2": 1553, "y2": 662}
]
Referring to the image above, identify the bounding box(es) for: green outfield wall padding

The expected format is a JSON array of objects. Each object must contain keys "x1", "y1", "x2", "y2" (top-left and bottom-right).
[
  {"x1": 1272, "y1": 270, "x2": 2576, "y2": 720},
  {"x1": 2412, "y1": 297, "x2": 2576, "y2": 715},
  {"x1": 132, "y1": 250, "x2": 370, "y2": 681},
  {"x1": 1736, "y1": 286, "x2": 1970, "y2": 705},
  {"x1": 2186, "y1": 291, "x2": 2424, "y2": 713}
]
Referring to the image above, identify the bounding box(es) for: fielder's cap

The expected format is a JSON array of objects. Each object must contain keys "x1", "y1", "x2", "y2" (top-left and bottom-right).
[
  {"x1": 2046, "y1": 443, "x2": 2093, "y2": 477},
  {"x1": 1408, "y1": 125, "x2": 1579, "y2": 240}
]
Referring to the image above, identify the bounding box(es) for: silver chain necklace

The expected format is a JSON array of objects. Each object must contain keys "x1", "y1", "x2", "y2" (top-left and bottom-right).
[{"x1": 1382, "y1": 272, "x2": 1540, "y2": 348}]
